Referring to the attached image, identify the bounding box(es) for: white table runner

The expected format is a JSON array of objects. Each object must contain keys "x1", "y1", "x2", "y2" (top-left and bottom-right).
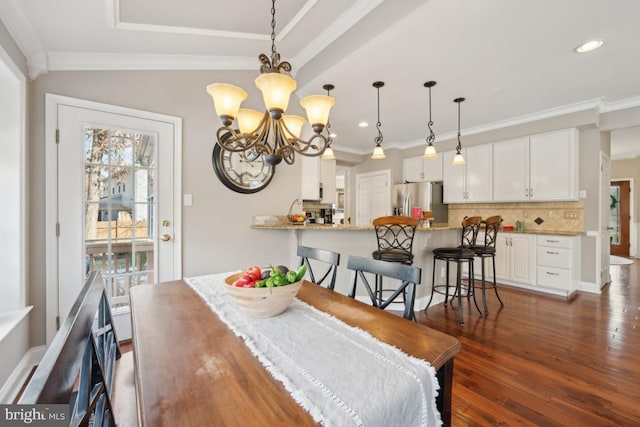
[{"x1": 186, "y1": 273, "x2": 442, "y2": 427}]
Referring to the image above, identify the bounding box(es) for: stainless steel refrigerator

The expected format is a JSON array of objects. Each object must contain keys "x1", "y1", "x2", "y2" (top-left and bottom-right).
[{"x1": 392, "y1": 181, "x2": 448, "y2": 223}]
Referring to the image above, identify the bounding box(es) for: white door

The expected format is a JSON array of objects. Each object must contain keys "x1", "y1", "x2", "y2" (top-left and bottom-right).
[
  {"x1": 356, "y1": 170, "x2": 390, "y2": 226},
  {"x1": 45, "y1": 95, "x2": 182, "y2": 343}
]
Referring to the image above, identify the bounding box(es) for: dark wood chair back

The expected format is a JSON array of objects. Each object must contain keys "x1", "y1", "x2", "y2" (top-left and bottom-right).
[
  {"x1": 372, "y1": 215, "x2": 420, "y2": 265},
  {"x1": 476, "y1": 215, "x2": 503, "y2": 253},
  {"x1": 347, "y1": 255, "x2": 421, "y2": 320},
  {"x1": 297, "y1": 245, "x2": 341, "y2": 290},
  {"x1": 460, "y1": 215, "x2": 483, "y2": 248},
  {"x1": 20, "y1": 271, "x2": 121, "y2": 427}
]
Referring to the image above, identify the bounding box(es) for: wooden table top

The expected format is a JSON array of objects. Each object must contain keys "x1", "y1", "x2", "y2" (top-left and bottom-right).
[{"x1": 130, "y1": 278, "x2": 461, "y2": 427}]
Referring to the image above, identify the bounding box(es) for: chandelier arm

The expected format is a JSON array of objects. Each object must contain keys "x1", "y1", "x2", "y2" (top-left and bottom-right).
[{"x1": 216, "y1": 127, "x2": 257, "y2": 152}]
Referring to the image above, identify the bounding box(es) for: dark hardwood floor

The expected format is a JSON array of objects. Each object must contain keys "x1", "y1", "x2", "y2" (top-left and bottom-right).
[{"x1": 415, "y1": 261, "x2": 640, "y2": 426}]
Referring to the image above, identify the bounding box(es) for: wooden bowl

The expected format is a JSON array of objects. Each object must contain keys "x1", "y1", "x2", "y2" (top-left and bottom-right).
[{"x1": 224, "y1": 273, "x2": 303, "y2": 318}]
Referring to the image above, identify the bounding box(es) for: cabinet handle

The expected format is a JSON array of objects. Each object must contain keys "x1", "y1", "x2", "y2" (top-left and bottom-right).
[
  {"x1": 546, "y1": 272, "x2": 560, "y2": 276},
  {"x1": 546, "y1": 251, "x2": 559, "y2": 255},
  {"x1": 546, "y1": 239, "x2": 559, "y2": 243},
  {"x1": 529, "y1": 188, "x2": 533, "y2": 197}
]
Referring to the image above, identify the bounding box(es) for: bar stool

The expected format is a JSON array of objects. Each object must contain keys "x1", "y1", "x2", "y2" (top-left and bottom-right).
[
  {"x1": 425, "y1": 216, "x2": 483, "y2": 325},
  {"x1": 371, "y1": 215, "x2": 419, "y2": 305},
  {"x1": 472, "y1": 215, "x2": 504, "y2": 314}
]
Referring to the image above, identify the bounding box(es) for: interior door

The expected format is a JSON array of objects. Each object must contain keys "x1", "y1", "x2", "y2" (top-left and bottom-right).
[
  {"x1": 46, "y1": 96, "x2": 182, "y2": 342},
  {"x1": 610, "y1": 180, "x2": 630, "y2": 256},
  {"x1": 356, "y1": 170, "x2": 390, "y2": 226}
]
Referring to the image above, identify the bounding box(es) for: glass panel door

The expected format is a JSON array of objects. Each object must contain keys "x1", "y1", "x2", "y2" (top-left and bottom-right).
[{"x1": 84, "y1": 128, "x2": 156, "y2": 308}]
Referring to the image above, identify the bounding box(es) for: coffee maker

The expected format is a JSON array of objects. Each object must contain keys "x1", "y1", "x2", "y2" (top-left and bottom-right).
[{"x1": 319, "y1": 208, "x2": 334, "y2": 225}]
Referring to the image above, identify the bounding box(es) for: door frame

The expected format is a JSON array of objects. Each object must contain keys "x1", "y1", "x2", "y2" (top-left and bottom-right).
[
  {"x1": 45, "y1": 94, "x2": 183, "y2": 343},
  {"x1": 610, "y1": 179, "x2": 632, "y2": 256}
]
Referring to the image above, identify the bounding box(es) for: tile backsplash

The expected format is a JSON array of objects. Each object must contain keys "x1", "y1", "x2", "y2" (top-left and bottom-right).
[{"x1": 448, "y1": 201, "x2": 584, "y2": 233}]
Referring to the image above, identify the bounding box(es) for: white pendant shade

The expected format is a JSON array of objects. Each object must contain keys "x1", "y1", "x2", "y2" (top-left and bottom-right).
[
  {"x1": 300, "y1": 95, "x2": 335, "y2": 127},
  {"x1": 255, "y1": 73, "x2": 297, "y2": 112},
  {"x1": 321, "y1": 146, "x2": 336, "y2": 160},
  {"x1": 371, "y1": 145, "x2": 386, "y2": 160},
  {"x1": 282, "y1": 115, "x2": 306, "y2": 139},
  {"x1": 423, "y1": 144, "x2": 437, "y2": 158},
  {"x1": 237, "y1": 109, "x2": 264, "y2": 134},
  {"x1": 206, "y1": 83, "x2": 248, "y2": 121},
  {"x1": 452, "y1": 151, "x2": 465, "y2": 165}
]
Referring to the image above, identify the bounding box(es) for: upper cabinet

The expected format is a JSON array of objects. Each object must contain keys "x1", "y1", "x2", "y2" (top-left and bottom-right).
[
  {"x1": 300, "y1": 156, "x2": 336, "y2": 204},
  {"x1": 443, "y1": 145, "x2": 493, "y2": 203},
  {"x1": 493, "y1": 128, "x2": 578, "y2": 202},
  {"x1": 402, "y1": 155, "x2": 443, "y2": 182}
]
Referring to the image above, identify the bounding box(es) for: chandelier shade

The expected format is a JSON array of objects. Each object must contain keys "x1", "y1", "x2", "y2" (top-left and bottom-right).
[
  {"x1": 237, "y1": 108, "x2": 264, "y2": 134},
  {"x1": 206, "y1": 83, "x2": 248, "y2": 125},
  {"x1": 254, "y1": 72, "x2": 297, "y2": 115},
  {"x1": 282, "y1": 115, "x2": 306, "y2": 139},
  {"x1": 300, "y1": 95, "x2": 335, "y2": 129}
]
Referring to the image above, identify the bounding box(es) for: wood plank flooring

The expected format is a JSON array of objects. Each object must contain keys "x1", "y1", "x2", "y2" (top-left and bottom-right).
[{"x1": 415, "y1": 261, "x2": 640, "y2": 426}]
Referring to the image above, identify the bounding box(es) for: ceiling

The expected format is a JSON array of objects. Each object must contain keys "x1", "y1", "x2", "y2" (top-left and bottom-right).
[{"x1": 2, "y1": 0, "x2": 639, "y2": 157}]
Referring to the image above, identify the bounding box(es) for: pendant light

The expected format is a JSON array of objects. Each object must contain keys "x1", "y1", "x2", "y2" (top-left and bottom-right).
[
  {"x1": 371, "y1": 81, "x2": 386, "y2": 160},
  {"x1": 423, "y1": 81, "x2": 437, "y2": 159},
  {"x1": 452, "y1": 97, "x2": 466, "y2": 165},
  {"x1": 321, "y1": 84, "x2": 337, "y2": 160}
]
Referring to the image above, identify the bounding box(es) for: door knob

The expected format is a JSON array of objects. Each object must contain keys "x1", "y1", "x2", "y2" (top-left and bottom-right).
[{"x1": 161, "y1": 234, "x2": 171, "y2": 241}]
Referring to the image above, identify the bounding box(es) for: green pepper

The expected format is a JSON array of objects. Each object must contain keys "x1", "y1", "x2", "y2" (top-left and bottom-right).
[
  {"x1": 255, "y1": 279, "x2": 267, "y2": 288},
  {"x1": 274, "y1": 275, "x2": 289, "y2": 286},
  {"x1": 286, "y1": 270, "x2": 298, "y2": 283},
  {"x1": 266, "y1": 277, "x2": 276, "y2": 287},
  {"x1": 295, "y1": 264, "x2": 307, "y2": 281}
]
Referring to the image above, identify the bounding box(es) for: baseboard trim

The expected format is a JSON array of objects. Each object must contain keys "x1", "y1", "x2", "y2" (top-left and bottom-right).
[
  {"x1": 578, "y1": 280, "x2": 603, "y2": 294},
  {"x1": 0, "y1": 345, "x2": 46, "y2": 404}
]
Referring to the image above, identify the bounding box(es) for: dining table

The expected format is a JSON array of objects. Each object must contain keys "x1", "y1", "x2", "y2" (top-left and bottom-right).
[{"x1": 129, "y1": 273, "x2": 461, "y2": 426}]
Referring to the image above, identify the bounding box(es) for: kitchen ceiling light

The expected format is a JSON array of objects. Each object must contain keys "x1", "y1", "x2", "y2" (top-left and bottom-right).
[
  {"x1": 371, "y1": 81, "x2": 386, "y2": 160},
  {"x1": 452, "y1": 97, "x2": 466, "y2": 165},
  {"x1": 423, "y1": 81, "x2": 437, "y2": 159},
  {"x1": 206, "y1": 0, "x2": 335, "y2": 166},
  {"x1": 575, "y1": 39, "x2": 604, "y2": 53},
  {"x1": 321, "y1": 84, "x2": 337, "y2": 160},
  {"x1": 358, "y1": 121, "x2": 369, "y2": 127}
]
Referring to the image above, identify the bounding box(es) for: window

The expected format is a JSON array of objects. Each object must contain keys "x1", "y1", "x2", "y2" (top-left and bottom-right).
[{"x1": 0, "y1": 45, "x2": 28, "y2": 337}]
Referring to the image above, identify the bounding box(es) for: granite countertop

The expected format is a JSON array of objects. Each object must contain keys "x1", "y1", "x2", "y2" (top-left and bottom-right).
[{"x1": 251, "y1": 216, "x2": 583, "y2": 236}]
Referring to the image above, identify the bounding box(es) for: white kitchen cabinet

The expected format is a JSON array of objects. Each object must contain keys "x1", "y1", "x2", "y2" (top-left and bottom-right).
[
  {"x1": 300, "y1": 156, "x2": 337, "y2": 203},
  {"x1": 494, "y1": 233, "x2": 535, "y2": 285},
  {"x1": 493, "y1": 128, "x2": 578, "y2": 202},
  {"x1": 300, "y1": 155, "x2": 320, "y2": 200},
  {"x1": 443, "y1": 145, "x2": 492, "y2": 203},
  {"x1": 535, "y1": 235, "x2": 579, "y2": 296},
  {"x1": 402, "y1": 155, "x2": 443, "y2": 182}
]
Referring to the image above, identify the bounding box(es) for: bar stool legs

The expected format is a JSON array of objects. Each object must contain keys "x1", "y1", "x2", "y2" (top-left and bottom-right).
[{"x1": 476, "y1": 253, "x2": 504, "y2": 315}]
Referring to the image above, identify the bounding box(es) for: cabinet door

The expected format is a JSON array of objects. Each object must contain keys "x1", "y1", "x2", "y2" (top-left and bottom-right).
[
  {"x1": 529, "y1": 128, "x2": 578, "y2": 201},
  {"x1": 494, "y1": 234, "x2": 510, "y2": 281},
  {"x1": 442, "y1": 150, "x2": 466, "y2": 203},
  {"x1": 422, "y1": 155, "x2": 443, "y2": 181},
  {"x1": 493, "y1": 137, "x2": 529, "y2": 201},
  {"x1": 403, "y1": 156, "x2": 424, "y2": 182},
  {"x1": 300, "y1": 156, "x2": 320, "y2": 200},
  {"x1": 320, "y1": 158, "x2": 336, "y2": 204},
  {"x1": 510, "y1": 234, "x2": 534, "y2": 284},
  {"x1": 465, "y1": 144, "x2": 493, "y2": 202}
]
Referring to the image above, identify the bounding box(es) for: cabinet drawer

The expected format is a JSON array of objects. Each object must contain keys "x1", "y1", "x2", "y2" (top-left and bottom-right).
[
  {"x1": 536, "y1": 246, "x2": 570, "y2": 268},
  {"x1": 537, "y1": 267, "x2": 570, "y2": 290},
  {"x1": 536, "y1": 235, "x2": 571, "y2": 248}
]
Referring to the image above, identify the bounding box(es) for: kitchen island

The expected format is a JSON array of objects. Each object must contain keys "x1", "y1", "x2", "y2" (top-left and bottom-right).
[{"x1": 252, "y1": 216, "x2": 459, "y2": 308}]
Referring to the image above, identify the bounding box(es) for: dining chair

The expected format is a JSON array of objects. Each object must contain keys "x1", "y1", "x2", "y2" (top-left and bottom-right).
[
  {"x1": 297, "y1": 245, "x2": 341, "y2": 290},
  {"x1": 471, "y1": 215, "x2": 505, "y2": 314},
  {"x1": 347, "y1": 255, "x2": 421, "y2": 321},
  {"x1": 425, "y1": 216, "x2": 483, "y2": 325},
  {"x1": 371, "y1": 215, "x2": 420, "y2": 265}
]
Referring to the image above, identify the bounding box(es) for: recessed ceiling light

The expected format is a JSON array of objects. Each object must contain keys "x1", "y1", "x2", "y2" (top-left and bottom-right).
[
  {"x1": 575, "y1": 39, "x2": 604, "y2": 53},
  {"x1": 358, "y1": 121, "x2": 368, "y2": 127},
  {"x1": 330, "y1": 133, "x2": 337, "y2": 138}
]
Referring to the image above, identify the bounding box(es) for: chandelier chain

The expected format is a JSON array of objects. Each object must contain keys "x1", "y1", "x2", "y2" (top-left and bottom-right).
[{"x1": 270, "y1": 0, "x2": 277, "y2": 60}]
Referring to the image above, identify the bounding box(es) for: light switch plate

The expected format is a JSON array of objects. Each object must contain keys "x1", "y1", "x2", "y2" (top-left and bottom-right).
[
  {"x1": 579, "y1": 190, "x2": 587, "y2": 198},
  {"x1": 184, "y1": 194, "x2": 193, "y2": 206}
]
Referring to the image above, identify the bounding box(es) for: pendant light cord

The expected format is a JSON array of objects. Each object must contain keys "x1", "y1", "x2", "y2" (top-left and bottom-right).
[
  {"x1": 427, "y1": 85, "x2": 435, "y2": 144},
  {"x1": 375, "y1": 85, "x2": 383, "y2": 145}
]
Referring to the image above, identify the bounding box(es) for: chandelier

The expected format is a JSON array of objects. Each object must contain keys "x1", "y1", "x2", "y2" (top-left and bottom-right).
[{"x1": 206, "y1": 0, "x2": 335, "y2": 166}]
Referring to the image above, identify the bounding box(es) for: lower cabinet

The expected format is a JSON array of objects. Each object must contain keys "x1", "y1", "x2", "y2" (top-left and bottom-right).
[
  {"x1": 493, "y1": 233, "x2": 535, "y2": 285},
  {"x1": 535, "y1": 235, "x2": 579, "y2": 296},
  {"x1": 473, "y1": 232, "x2": 579, "y2": 298}
]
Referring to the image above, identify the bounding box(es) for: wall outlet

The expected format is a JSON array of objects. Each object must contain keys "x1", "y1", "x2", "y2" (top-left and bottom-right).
[{"x1": 564, "y1": 210, "x2": 578, "y2": 219}]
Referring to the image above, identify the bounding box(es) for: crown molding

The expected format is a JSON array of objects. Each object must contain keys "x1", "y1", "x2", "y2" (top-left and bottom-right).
[{"x1": 0, "y1": 0, "x2": 43, "y2": 60}]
